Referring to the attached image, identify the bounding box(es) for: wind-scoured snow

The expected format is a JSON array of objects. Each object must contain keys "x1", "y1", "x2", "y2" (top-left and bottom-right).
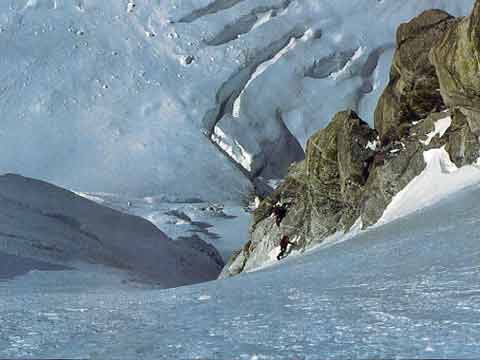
[
  {"x1": 233, "y1": 34, "x2": 301, "y2": 118},
  {"x1": 329, "y1": 46, "x2": 366, "y2": 81},
  {"x1": 2, "y1": 184, "x2": 480, "y2": 359}
]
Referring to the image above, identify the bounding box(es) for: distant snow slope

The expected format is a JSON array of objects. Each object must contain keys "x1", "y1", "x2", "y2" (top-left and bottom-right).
[
  {"x1": 75, "y1": 191, "x2": 251, "y2": 261},
  {"x1": 0, "y1": 0, "x2": 474, "y2": 198},
  {"x1": 0, "y1": 174, "x2": 224, "y2": 287},
  {"x1": 2, "y1": 183, "x2": 480, "y2": 359}
]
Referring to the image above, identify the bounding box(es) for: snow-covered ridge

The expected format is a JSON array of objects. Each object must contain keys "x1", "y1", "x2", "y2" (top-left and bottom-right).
[{"x1": 250, "y1": 146, "x2": 480, "y2": 273}]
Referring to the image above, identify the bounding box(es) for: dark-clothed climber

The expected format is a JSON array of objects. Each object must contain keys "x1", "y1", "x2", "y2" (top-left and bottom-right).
[
  {"x1": 272, "y1": 203, "x2": 287, "y2": 227},
  {"x1": 277, "y1": 235, "x2": 295, "y2": 260}
]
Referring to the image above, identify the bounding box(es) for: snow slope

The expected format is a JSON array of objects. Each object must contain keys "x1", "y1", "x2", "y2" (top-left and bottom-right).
[
  {"x1": 2, "y1": 182, "x2": 480, "y2": 359},
  {"x1": 378, "y1": 147, "x2": 480, "y2": 225},
  {"x1": 75, "y1": 191, "x2": 251, "y2": 261},
  {"x1": 0, "y1": 0, "x2": 474, "y2": 198},
  {"x1": 0, "y1": 174, "x2": 224, "y2": 287}
]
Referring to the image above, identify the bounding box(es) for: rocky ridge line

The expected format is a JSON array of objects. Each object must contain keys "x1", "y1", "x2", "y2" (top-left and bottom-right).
[{"x1": 221, "y1": 1, "x2": 480, "y2": 277}]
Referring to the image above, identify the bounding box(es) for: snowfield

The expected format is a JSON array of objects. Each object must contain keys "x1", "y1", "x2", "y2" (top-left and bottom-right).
[
  {"x1": 2, "y1": 0, "x2": 480, "y2": 359},
  {"x1": 0, "y1": 0, "x2": 475, "y2": 199},
  {"x1": 2, "y1": 184, "x2": 480, "y2": 359},
  {"x1": 75, "y1": 191, "x2": 252, "y2": 261}
]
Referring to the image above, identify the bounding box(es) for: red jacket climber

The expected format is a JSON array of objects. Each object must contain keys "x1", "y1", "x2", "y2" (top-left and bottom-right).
[{"x1": 277, "y1": 235, "x2": 294, "y2": 260}]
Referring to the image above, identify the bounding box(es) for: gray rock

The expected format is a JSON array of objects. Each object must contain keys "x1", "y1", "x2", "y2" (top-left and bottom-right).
[{"x1": 375, "y1": 9, "x2": 456, "y2": 140}]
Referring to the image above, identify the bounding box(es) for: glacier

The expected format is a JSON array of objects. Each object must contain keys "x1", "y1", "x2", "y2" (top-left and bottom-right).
[{"x1": 0, "y1": 0, "x2": 475, "y2": 199}]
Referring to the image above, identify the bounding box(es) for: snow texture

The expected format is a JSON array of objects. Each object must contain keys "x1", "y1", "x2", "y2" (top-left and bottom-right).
[
  {"x1": 2, "y1": 183, "x2": 480, "y2": 359},
  {"x1": 75, "y1": 191, "x2": 251, "y2": 261},
  {"x1": 378, "y1": 147, "x2": 480, "y2": 225},
  {"x1": 0, "y1": 0, "x2": 474, "y2": 199}
]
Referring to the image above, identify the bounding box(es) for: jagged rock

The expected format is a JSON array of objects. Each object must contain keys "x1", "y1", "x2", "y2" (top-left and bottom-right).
[
  {"x1": 222, "y1": 106, "x2": 460, "y2": 277},
  {"x1": 430, "y1": 0, "x2": 480, "y2": 136},
  {"x1": 361, "y1": 135, "x2": 425, "y2": 227},
  {"x1": 375, "y1": 9, "x2": 457, "y2": 140},
  {"x1": 305, "y1": 110, "x2": 378, "y2": 229},
  {"x1": 221, "y1": 2, "x2": 480, "y2": 278},
  {"x1": 222, "y1": 111, "x2": 377, "y2": 276},
  {"x1": 222, "y1": 110, "x2": 442, "y2": 277}
]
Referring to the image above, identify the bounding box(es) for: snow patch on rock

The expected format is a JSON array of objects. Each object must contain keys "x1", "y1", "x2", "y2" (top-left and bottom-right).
[
  {"x1": 377, "y1": 146, "x2": 480, "y2": 225},
  {"x1": 420, "y1": 116, "x2": 452, "y2": 145}
]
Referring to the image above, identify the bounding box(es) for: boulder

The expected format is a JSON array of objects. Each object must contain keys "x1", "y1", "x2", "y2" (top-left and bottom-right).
[{"x1": 360, "y1": 136, "x2": 425, "y2": 227}]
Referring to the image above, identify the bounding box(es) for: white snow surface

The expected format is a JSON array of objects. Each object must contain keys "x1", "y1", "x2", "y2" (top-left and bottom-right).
[
  {"x1": 0, "y1": 0, "x2": 475, "y2": 199},
  {"x1": 212, "y1": 125, "x2": 254, "y2": 171},
  {"x1": 378, "y1": 147, "x2": 480, "y2": 225},
  {"x1": 0, "y1": 174, "x2": 224, "y2": 288},
  {"x1": 420, "y1": 116, "x2": 452, "y2": 146},
  {"x1": 75, "y1": 191, "x2": 251, "y2": 261},
  {"x1": 2, "y1": 183, "x2": 480, "y2": 359}
]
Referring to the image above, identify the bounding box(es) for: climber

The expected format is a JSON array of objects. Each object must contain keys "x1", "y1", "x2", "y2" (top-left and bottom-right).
[
  {"x1": 277, "y1": 235, "x2": 295, "y2": 260},
  {"x1": 373, "y1": 150, "x2": 386, "y2": 166},
  {"x1": 271, "y1": 202, "x2": 288, "y2": 227}
]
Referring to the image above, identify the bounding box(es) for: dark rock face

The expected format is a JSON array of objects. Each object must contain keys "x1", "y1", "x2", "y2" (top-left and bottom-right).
[
  {"x1": 374, "y1": 9, "x2": 457, "y2": 141},
  {"x1": 305, "y1": 111, "x2": 377, "y2": 230},
  {"x1": 444, "y1": 109, "x2": 480, "y2": 167},
  {"x1": 221, "y1": 108, "x2": 447, "y2": 277},
  {"x1": 221, "y1": 0, "x2": 480, "y2": 277},
  {"x1": 431, "y1": 0, "x2": 480, "y2": 137},
  {"x1": 360, "y1": 137, "x2": 425, "y2": 227},
  {"x1": 221, "y1": 111, "x2": 379, "y2": 277}
]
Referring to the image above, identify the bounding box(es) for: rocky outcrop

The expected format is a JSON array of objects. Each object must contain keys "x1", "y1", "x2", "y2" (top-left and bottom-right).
[
  {"x1": 221, "y1": 0, "x2": 480, "y2": 278},
  {"x1": 221, "y1": 111, "x2": 378, "y2": 276},
  {"x1": 431, "y1": 0, "x2": 480, "y2": 143},
  {"x1": 444, "y1": 109, "x2": 480, "y2": 166},
  {"x1": 374, "y1": 9, "x2": 457, "y2": 141}
]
